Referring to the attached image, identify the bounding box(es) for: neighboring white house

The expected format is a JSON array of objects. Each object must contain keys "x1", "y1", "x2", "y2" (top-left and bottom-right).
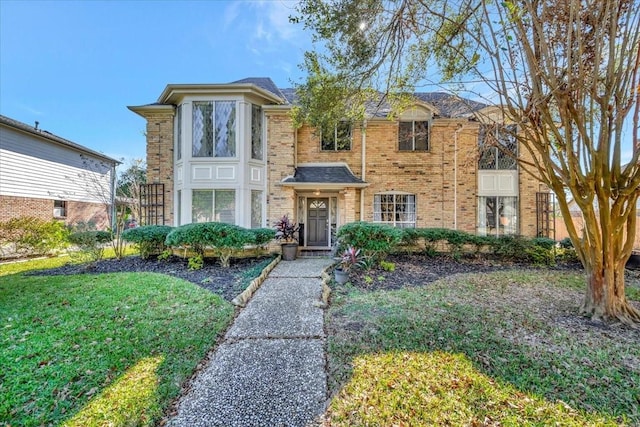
[{"x1": 0, "y1": 115, "x2": 119, "y2": 229}]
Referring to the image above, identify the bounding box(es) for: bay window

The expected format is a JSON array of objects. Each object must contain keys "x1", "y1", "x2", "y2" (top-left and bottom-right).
[
  {"x1": 192, "y1": 101, "x2": 236, "y2": 158},
  {"x1": 192, "y1": 189, "x2": 236, "y2": 224}
]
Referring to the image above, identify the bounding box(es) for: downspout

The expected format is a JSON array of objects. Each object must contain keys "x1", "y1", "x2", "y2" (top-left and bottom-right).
[
  {"x1": 360, "y1": 120, "x2": 367, "y2": 221},
  {"x1": 454, "y1": 124, "x2": 464, "y2": 230}
]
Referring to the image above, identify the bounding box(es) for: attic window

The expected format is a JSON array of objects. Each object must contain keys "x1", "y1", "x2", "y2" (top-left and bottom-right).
[{"x1": 399, "y1": 121, "x2": 429, "y2": 151}]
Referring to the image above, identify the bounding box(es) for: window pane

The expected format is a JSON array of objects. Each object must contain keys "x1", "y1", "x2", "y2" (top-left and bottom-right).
[
  {"x1": 398, "y1": 122, "x2": 413, "y2": 151},
  {"x1": 320, "y1": 123, "x2": 335, "y2": 151},
  {"x1": 177, "y1": 190, "x2": 182, "y2": 226},
  {"x1": 336, "y1": 122, "x2": 352, "y2": 150},
  {"x1": 215, "y1": 190, "x2": 235, "y2": 224},
  {"x1": 499, "y1": 196, "x2": 518, "y2": 235},
  {"x1": 176, "y1": 104, "x2": 182, "y2": 160},
  {"x1": 215, "y1": 101, "x2": 236, "y2": 157},
  {"x1": 251, "y1": 104, "x2": 263, "y2": 160},
  {"x1": 497, "y1": 126, "x2": 517, "y2": 169},
  {"x1": 193, "y1": 102, "x2": 213, "y2": 157},
  {"x1": 414, "y1": 121, "x2": 429, "y2": 150},
  {"x1": 192, "y1": 190, "x2": 213, "y2": 223},
  {"x1": 251, "y1": 190, "x2": 262, "y2": 228},
  {"x1": 374, "y1": 193, "x2": 416, "y2": 227}
]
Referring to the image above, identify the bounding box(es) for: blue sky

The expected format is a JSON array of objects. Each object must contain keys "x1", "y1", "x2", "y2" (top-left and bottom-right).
[
  {"x1": 0, "y1": 0, "x2": 311, "y2": 162},
  {"x1": 1, "y1": 1, "x2": 636, "y2": 166}
]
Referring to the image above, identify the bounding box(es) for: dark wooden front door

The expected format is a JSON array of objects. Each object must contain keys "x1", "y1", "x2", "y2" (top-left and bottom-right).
[{"x1": 307, "y1": 198, "x2": 329, "y2": 246}]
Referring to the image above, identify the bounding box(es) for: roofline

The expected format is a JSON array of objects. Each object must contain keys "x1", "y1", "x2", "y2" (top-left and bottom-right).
[
  {"x1": 127, "y1": 103, "x2": 176, "y2": 118},
  {"x1": 157, "y1": 83, "x2": 285, "y2": 105},
  {"x1": 280, "y1": 182, "x2": 370, "y2": 189},
  {"x1": 0, "y1": 115, "x2": 120, "y2": 165}
]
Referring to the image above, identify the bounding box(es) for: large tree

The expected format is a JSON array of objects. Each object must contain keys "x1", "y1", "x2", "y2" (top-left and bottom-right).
[{"x1": 293, "y1": 0, "x2": 640, "y2": 325}]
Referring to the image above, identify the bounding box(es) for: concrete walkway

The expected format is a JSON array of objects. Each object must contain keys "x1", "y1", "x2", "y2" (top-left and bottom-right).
[{"x1": 168, "y1": 257, "x2": 333, "y2": 427}]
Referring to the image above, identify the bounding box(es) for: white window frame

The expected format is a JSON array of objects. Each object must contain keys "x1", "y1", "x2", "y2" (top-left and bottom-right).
[
  {"x1": 373, "y1": 193, "x2": 416, "y2": 228},
  {"x1": 321, "y1": 121, "x2": 352, "y2": 151},
  {"x1": 191, "y1": 189, "x2": 236, "y2": 224},
  {"x1": 398, "y1": 120, "x2": 429, "y2": 151}
]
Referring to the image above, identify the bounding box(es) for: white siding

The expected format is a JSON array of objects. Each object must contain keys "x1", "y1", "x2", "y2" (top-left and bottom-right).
[{"x1": 0, "y1": 126, "x2": 112, "y2": 203}]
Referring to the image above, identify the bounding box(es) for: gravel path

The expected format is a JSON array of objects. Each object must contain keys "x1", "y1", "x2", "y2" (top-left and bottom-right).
[{"x1": 167, "y1": 258, "x2": 333, "y2": 427}]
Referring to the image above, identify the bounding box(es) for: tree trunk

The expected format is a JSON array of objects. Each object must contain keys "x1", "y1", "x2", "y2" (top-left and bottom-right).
[{"x1": 581, "y1": 257, "x2": 640, "y2": 327}]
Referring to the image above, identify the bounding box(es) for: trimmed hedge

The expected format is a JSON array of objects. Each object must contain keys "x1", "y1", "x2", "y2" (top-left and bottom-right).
[
  {"x1": 337, "y1": 222, "x2": 403, "y2": 261},
  {"x1": 251, "y1": 228, "x2": 276, "y2": 247},
  {"x1": 122, "y1": 225, "x2": 173, "y2": 259},
  {"x1": 338, "y1": 222, "x2": 562, "y2": 266},
  {"x1": 164, "y1": 222, "x2": 261, "y2": 267}
]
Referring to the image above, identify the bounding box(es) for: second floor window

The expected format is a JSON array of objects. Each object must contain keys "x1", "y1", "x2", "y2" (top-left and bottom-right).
[
  {"x1": 193, "y1": 101, "x2": 236, "y2": 158},
  {"x1": 175, "y1": 104, "x2": 182, "y2": 160},
  {"x1": 321, "y1": 122, "x2": 351, "y2": 151},
  {"x1": 399, "y1": 121, "x2": 429, "y2": 151},
  {"x1": 478, "y1": 124, "x2": 517, "y2": 170},
  {"x1": 251, "y1": 104, "x2": 263, "y2": 160}
]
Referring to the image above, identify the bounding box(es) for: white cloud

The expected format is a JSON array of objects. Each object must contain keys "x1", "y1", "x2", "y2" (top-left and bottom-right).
[{"x1": 18, "y1": 103, "x2": 44, "y2": 116}]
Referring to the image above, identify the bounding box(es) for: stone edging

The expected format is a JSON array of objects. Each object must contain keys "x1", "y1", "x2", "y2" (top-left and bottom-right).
[{"x1": 231, "y1": 255, "x2": 282, "y2": 307}]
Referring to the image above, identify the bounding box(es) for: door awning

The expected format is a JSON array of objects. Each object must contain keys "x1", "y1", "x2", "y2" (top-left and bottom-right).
[{"x1": 281, "y1": 164, "x2": 369, "y2": 189}]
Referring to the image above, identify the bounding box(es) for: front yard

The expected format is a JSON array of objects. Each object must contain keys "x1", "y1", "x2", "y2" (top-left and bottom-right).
[
  {"x1": 326, "y1": 257, "x2": 640, "y2": 426},
  {"x1": 0, "y1": 260, "x2": 237, "y2": 426}
]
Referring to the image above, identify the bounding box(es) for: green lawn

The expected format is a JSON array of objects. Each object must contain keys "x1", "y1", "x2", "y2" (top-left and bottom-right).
[
  {"x1": 0, "y1": 267, "x2": 235, "y2": 426},
  {"x1": 326, "y1": 270, "x2": 640, "y2": 426}
]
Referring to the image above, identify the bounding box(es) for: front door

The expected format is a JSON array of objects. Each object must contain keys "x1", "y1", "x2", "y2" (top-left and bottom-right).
[{"x1": 307, "y1": 198, "x2": 329, "y2": 246}]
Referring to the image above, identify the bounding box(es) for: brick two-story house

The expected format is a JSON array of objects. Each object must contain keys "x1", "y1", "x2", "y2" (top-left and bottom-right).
[{"x1": 128, "y1": 77, "x2": 547, "y2": 250}]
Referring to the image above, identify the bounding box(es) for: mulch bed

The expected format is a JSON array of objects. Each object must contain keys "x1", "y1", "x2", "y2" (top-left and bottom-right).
[
  {"x1": 346, "y1": 253, "x2": 640, "y2": 292},
  {"x1": 29, "y1": 255, "x2": 274, "y2": 302},
  {"x1": 28, "y1": 253, "x2": 640, "y2": 301}
]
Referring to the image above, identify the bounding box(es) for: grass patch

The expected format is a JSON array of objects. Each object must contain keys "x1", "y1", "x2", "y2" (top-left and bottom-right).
[
  {"x1": 0, "y1": 271, "x2": 235, "y2": 426},
  {"x1": 326, "y1": 270, "x2": 640, "y2": 425}
]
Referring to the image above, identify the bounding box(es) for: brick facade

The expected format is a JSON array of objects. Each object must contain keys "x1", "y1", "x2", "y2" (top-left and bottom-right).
[
  {"x1": 133, "y1": 81, "x2": 543, "y2": 244},
  {"x1": 266, "y1": 110, "x2": 297, "y2": 225},
  {"x1": 0, "y1": 195, "x2": 109, "y2": 229},
  {"x1": 143, "y1": 111, "x2": 175, "y2": 226}
]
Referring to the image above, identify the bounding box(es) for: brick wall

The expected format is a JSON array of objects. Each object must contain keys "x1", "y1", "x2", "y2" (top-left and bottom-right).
[
  {"x1": 0, "y1": 195, "x2": 109, "y2": 229},
  {"x1": 143, "y1": 112, "x2": 175, "y2": 225},
  {"x1": 266, "y1": 111, "x2": 297, "y2": 225},
  {"x1": 292, "y1": 118, "x2": 542, "y2": 237}
]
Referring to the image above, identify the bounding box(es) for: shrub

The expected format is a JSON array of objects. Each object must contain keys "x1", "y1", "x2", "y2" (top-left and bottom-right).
[
  {"x1": 273, "y1": 214, "x2": 299, "y2": 243},
  {"x1": 251, "y1": 228, "x2": 276, "y2": 248},
  {"x1": 165, "y1": 222, "x2": 255, "y2": 267},
  {"x1": 379, "y1": 260, "x2": 396, "y2": 272},
  {"x1": 122, "y1": 225, "x2": 173, "y2": 260},
  {"x1": 531, "y1": 237, "x2": 556, "y2": 250},
  {"x1": 68, "y1": 230, "x2": 112, "y2": 263},
  {"x1": 559, "y1": 237, "x2": 574, "y2": 249},
  {"x1": 0, "y1": 217, "x2": 69, "y2": 258},
  {"x1": 337, "y1": 222, "x2": 403, "y2": 261}
]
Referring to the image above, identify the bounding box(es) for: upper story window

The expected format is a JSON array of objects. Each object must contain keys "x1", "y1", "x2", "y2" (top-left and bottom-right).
[
  {"x1": 399, "y1": 120, "x2": 429, "y2": 151},
  {"x1": 251, "y1": 104, "x2": 263, "y2": 160},
  {"x1": 175, "y1": 104, "x2": 182, "y2": 160},
  {"x1": 373, "y1": 193, "x2": 416, "y2": 228},
  {"x1": 478, "y1": 124, "x2": 517, "y2": 170},
  {"x1": 192, "y1": 101, "x2": 236, "y2": 158},
  {"x1": 321, "y1": 121, "x2": 351, "y2": 151}
]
